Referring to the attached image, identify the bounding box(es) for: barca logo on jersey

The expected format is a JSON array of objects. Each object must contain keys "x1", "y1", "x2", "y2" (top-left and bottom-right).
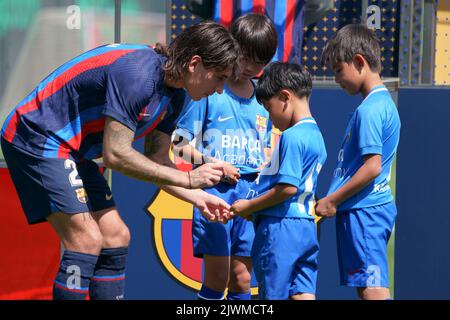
[
  {"x1": 255, "y1": 115, "x2": 267, "y2": 133},
  {"x1": 346, "y1": 130, "x2": 352, "y2": 144},
  {"x1": 160, "y1": 110, "x2": 167, "y2": 121},
  {"x1": 75, "y1": 188, "x2": 88, "y2": 204}
]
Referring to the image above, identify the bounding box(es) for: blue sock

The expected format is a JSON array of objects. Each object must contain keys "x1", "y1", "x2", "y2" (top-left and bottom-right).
[
  {"x1": 227, "y1": 291, "x2": 251, "y2": 300},
  {"x1": 198, "y1": 285, "x2": 225, "y2": 300},
  {"x1": 53, "y1": 250, "x2": 98, "y2": 300},
  {"x1": 89, "y1": 247, "x2": 128, "y2": 300}
]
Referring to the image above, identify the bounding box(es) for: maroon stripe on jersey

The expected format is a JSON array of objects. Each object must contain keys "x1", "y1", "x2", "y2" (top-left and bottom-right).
[
  {"x1": 134, "y1": 109, "x2": 168, "y2": 141},
  {"x1": 57, "y1": 118, "x2": 106, "y2": 158}
]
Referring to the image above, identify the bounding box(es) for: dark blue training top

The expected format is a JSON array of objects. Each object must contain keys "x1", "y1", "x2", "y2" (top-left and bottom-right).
[{"x1": 1, "y1": 44, "x2": 186, "y2": 160}]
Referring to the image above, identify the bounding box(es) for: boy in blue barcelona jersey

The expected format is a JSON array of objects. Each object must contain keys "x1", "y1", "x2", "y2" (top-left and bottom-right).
[
  {"x1": 172, "y1": 14, "x2": 277, "y2": 300},
  {"x1": 230, "y1": 62, "x2": 327, "y2": 300},
  {"x1": 317, "y1": 24, "x2": 401, "y2": 300},
  {"x1": 1, "y1": 21, "x2": 239, "y2": 300}
]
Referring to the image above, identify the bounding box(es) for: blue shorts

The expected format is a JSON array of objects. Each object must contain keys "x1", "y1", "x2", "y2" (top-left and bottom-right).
[
  {"x1": 252, "y1": 216, "x2": 319, "y2": 300},
  {"x1": 192, "y1": 174, "x2": 256, "y2": 258},
  {"x1": 1, "y1": 138, "x2": 115, "y2": 225},
  {"x1": 336, "y1": 202, "x2": 397, "y2": 288}
]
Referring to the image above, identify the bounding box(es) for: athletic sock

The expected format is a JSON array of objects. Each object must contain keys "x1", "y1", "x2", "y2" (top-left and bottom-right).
[
  {"x1": 227, "y1": 291, "x2": 251, "y2": 300},
  {"x1": 89, "y1": 247, "x2": 128, "y2": 300},
  {"x1": 197, "y1": 285, "x2": 225, "y2": 300},
  {"x1": 53, "y1": 250, "x2": 98, "y2": 300}
]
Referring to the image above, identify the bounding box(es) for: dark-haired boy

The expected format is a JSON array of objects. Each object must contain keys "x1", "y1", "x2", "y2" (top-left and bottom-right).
[
  {"x1": 317, "y1": 24, "x2": 401, "y2": 300},
  {"x1": 231, "y1": 62, "x2": 326, "y2": 300}
]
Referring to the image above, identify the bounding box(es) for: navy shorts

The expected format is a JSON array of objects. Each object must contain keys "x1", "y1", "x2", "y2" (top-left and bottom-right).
[{"x1": 1, "y1": 138, "x2": 115, "y2": 224}]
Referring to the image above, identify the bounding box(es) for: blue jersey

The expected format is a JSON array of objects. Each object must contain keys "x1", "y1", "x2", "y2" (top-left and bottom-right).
[
  {"x1": 327, "y1": 85, "x2": 401, "y2": 211},
  {"x1": 1, "y1": 44, "x2": 186, "y2": 160},
  {"x1": 248, "y1": 118, "x2": 327, "y2": 220},
  {"x1": 213, "y1": 0, "x2": 305, "y2": 63},
  {"x1": 175, "y1": 83, "x2": 271, "y2": 175}
]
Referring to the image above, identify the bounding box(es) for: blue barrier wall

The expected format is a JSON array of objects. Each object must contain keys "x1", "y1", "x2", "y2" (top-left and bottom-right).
[
  {"x1": 115, "y1": 87, "x2": 389, "y2": 299},
  {"x1": 311, "y1": 88, "x2": 363, "y2": 300},
  {"x1": 395, "y1": 87, "x2": 450, "y2": 299}
]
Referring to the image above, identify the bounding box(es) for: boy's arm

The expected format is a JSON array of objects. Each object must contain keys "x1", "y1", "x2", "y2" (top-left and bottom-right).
[
  {"x1": 315, "y1": 154, "x2": 381, "y2": 217},
  {"x1": 231, "y1": 129, "x2": 301, "y2": 219},
  {"x1": 230, "y1": 183, "x2": 298, "y2": 220}
]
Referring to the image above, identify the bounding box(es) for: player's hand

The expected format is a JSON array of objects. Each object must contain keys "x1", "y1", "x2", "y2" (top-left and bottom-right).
[
  {"x1": 220, "y1": 163, "x2": 240, "y2": 184},
  {"x1": 194, "y1": 191, "x2": 230, "y2": 223},
  {"x1": 315, "y1": 196, "x2": 337, "y2": 218},
  {"x1": 230, "y1": 199, "x2": 253, "y2": 221},
  {"x1": 189, "y1": 163, "x2": 224, "y2": 188}
]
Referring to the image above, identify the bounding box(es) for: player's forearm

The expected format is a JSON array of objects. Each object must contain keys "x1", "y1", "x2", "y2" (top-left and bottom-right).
[
  {"x1": 147, "y1": 146, "x2": 200, "y2": 201},
  {"x1": 160, "y1": 185, "x2": 202, "y2": 205},
  {"x1": 328, "y1": 155, "x2": 381, "y2": 205},
  {"x1": 107, "y1": 147, "x2": 189, "y2": 187},
  {"x1": 247, "y1": 184, "x2": 297, "y2": 213},
  {"x1": 103, "y1": 118, "x2": 190, "y2": 187}
]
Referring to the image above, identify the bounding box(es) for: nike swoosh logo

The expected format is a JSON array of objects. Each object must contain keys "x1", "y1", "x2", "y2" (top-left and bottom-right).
[
  {"x1": 105, "y1": 194, "x2": 113, "y2": 200},
  {"x1": 218, "y1": 116, "x2": 233, "y2": 122}
]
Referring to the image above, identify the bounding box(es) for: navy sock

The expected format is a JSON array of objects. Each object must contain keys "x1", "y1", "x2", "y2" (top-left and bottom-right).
[
  {"x1": 53, "y1": 250, "x2": 98, "y2": 300},
  {"x1": 198, "y1": 285, "x2": 225, "y2": 300},
  {"x1": 227, "y1": 291, "x2": 251, "y2": 300},
  {"x1": 89, "y1": 247, "x2": 128, "y2": 300}
]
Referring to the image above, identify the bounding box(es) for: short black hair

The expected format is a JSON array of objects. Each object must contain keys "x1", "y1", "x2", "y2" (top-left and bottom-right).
[
  {"x1": 321, "y1": 24, "x2": 381, "y2": 73},
  {"x1": 229, "y1": 13, "x2": 277, "y2": 65},
  {"x1": 256, "y1": 62, "x2": 312, "y2": 104}
]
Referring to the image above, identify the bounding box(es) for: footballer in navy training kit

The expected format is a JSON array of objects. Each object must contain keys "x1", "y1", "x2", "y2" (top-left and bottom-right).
[
  {"x1": 173, "y1": 13, "x2": 277, "y2": 300},
  {"x1": 317, "y1": 24, "x2": 401, "y2": 300},
  {"x1": 230, "y1": 62, "x2": 327, "y2": 300},
  {"x1": 1, "y1": 21, "x2": 239, "y2": 300}
]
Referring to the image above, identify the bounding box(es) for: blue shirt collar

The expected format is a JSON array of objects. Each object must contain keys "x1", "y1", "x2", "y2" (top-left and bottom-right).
[{"x1": 293, "y1": 117, "x2": 316, "y2": 127}]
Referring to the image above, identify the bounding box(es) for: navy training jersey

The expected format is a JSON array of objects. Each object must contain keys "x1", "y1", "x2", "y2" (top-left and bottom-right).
[
  {"x1": 175, "y1": 83, "x2": 271, "y2": 175},
  {"x1": 213, "y1": 0, "x2": 305, "y2": 63},
  {"x1": 327, "y1": 85, "x2": 401, "y2": 211},
  {"x1": 248, "y1": 118, "x2": 327, "y2": 219},
  {"x1": 1, "y1": 44, "x2": 186, "y2": 160}
]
